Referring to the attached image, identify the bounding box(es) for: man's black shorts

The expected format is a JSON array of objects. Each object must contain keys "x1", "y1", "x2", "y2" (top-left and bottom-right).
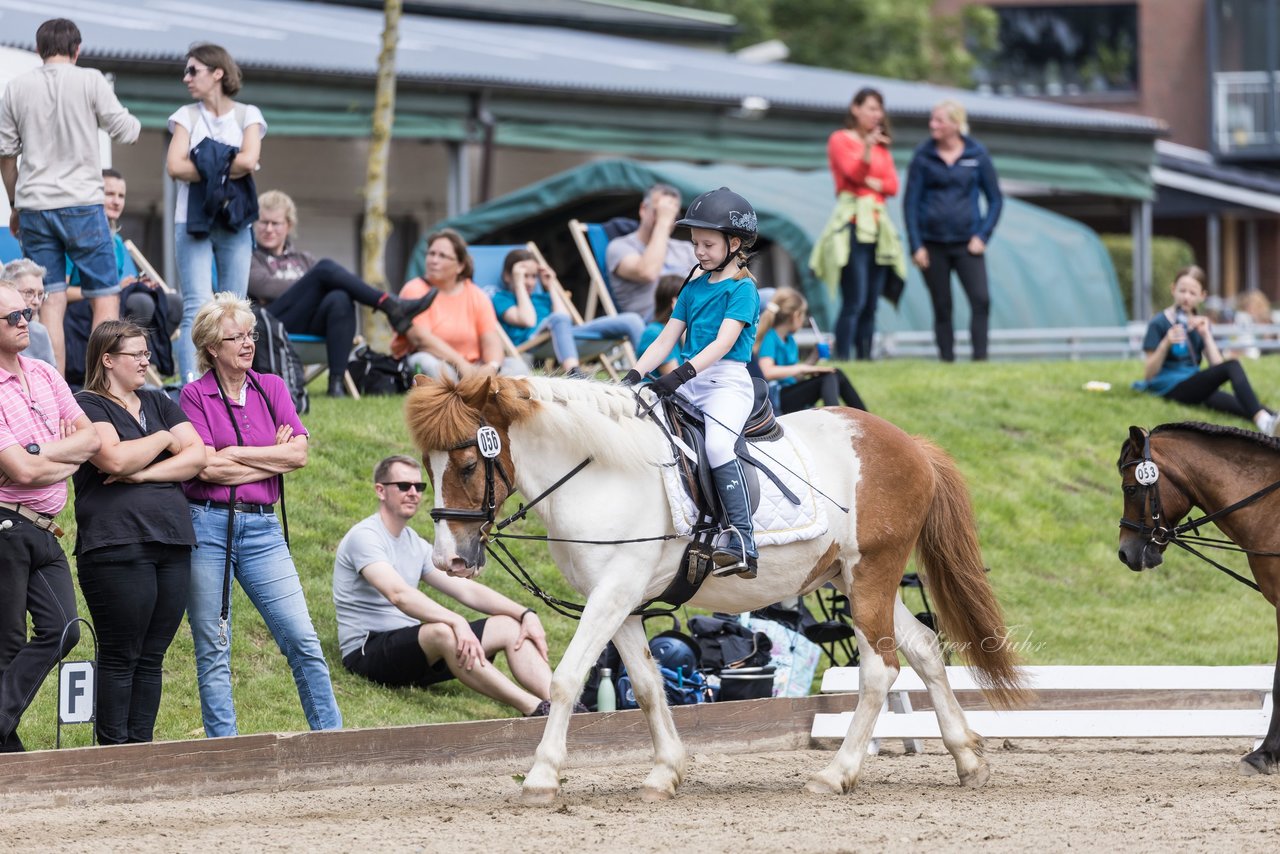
[{"x1": 342, "y1": 619, "x2": 490, "y2": 688}]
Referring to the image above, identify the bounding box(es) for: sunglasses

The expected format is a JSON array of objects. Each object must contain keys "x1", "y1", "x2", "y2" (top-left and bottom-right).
[
  {"x1": 3, "y1": 308, "x2": 33, "y2": 327},
  {"x1": 380, "y1": 481, "x2": 427, "y2": 493},
  {"x1": 183, "y1": 65, "x2": 205, "y2": 78}
]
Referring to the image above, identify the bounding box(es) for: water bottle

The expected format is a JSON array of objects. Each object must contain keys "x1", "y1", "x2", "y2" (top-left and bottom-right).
[
  {"x1": 1171, "y1": 310, "x2": 1189, "y2": 359},
  {"x1": 596, "y1": 667, "x2": 617, "y2": 712}
]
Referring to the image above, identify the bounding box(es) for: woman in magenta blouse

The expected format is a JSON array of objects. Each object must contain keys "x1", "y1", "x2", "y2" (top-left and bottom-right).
[{"x1": 180, "y1": 292, "x2": 340, "y2": 738}]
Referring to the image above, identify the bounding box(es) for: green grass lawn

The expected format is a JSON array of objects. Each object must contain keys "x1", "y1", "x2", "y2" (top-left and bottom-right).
[{"x1": 21, "y1": 356, "x2": 1280, "y2": 749}]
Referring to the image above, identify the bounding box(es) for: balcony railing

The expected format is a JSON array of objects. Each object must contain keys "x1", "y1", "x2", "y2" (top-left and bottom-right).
[{"x1": 1214, "y1": 70, "x2": 1280, "y2": 155}]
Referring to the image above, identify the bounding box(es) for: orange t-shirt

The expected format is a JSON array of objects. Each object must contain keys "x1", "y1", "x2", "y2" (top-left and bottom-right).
[{"x1": 392, "y1": 278, "x2": 498, "y2": 363}]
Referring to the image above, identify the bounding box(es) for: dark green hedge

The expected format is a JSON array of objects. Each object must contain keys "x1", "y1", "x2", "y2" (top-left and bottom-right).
[{"x1": 1101, "y1": 234, "x2": 1197, "y2": 319}]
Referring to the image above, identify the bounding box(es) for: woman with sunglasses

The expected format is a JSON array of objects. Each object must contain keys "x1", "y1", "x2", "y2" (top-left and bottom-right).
[
  {"x1": 180, "y1": 293, "x2": 340, "y2": 737},
  {"x1": 72, "y1": 320, "x2": 205, "y2": 744},
  {"x1": 166, "y1": 43, "x2": 265, "y2": 384}
]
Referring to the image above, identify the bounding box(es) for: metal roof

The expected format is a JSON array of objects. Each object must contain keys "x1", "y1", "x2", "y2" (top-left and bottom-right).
[
  {"x1": 0, "y1": 0, "x2": 1162, "y2": 135},
  {"x1": 315, "y1": 0, "x2": 738, "y2": 40}
]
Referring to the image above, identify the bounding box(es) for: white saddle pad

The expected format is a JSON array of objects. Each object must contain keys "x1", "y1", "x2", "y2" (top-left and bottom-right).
[{"x1": 659, "y1": 430, "x2": 829, "y2": 548}]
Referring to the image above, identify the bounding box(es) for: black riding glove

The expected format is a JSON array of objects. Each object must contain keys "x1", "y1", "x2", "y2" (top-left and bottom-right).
[
  {"x1": 652, "y1": 361, "x2": 697, "y2": 398},
  {"x1": 621, "y1": 369, "x2": 644, "y2": 386}
]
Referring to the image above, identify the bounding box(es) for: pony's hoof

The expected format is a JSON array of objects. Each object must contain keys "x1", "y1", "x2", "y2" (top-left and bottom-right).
[
  {"x1": 641, "y1": 786, "x2": 675, "y2": 802},
  {"x1": 959, "y1": 762, "x2": 991, "y2": 789},
  {"x1": 1239, "y1": 752, "x2": 1276, "y2": 776},
  {"x1": 803, "y1": 775, "x2": 846, "y2": 795},
  {"x1": 521, "y1": 786, "x2": 559, "y2": 805}
]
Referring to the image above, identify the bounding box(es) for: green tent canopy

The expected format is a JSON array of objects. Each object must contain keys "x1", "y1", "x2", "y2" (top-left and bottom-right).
[{"x1": 412, "y1": 159, "x2": 1126, "y2": 333}]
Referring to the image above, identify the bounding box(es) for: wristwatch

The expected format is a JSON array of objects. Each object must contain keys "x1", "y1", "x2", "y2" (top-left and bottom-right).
[{"x1": 24, "y1": 442, "x2": 40, "y2": 455}]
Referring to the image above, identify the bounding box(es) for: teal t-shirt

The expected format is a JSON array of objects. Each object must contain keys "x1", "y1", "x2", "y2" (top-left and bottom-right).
[
  {"x1": 672, "y1": 272, "x2": 759, "y2": 363},
  {"x1": 491, "y1": 290, "x2": 552, "y2": 346},
  {"x1": 757, "y1": 328, "x2": 799, "y2": 387},
  {"x1": 1135, "y1": 312, "x2": 1203, "y2": 396}
]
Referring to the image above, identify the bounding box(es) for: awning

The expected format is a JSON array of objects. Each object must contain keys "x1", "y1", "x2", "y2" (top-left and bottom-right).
[{"x1": 412, "y1": 159, "x2": 1128, "y2": 332}]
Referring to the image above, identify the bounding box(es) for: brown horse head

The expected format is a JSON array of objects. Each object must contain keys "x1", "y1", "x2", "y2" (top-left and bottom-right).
[
  {"x1": 405, "y1": 373, "x2": 536, "y2": 576},
  {"x1": 1117, "y1": 425, "x2": 1193, "y2": 572}
]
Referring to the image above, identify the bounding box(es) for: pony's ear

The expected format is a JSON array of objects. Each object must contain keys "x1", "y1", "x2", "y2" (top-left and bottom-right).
[
  {"x1": 413, "y1": 373, "x2": 434, "y2": 388},
  {"x1": 458, "y1": 374, "x2": 493, "y2": 411},
  {"x1": 1128, "y1": 425, "x2": 1148, "y2": 446}
]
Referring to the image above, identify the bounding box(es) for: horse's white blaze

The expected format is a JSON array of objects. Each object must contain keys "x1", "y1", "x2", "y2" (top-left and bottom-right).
[{"x1": 426, "y1": 449, "x2": 461, "y2": 574}]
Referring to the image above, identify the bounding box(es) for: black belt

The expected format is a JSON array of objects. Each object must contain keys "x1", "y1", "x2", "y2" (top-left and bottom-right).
[{"x1": 191, "y1": 500, "x2": 276, "y2": 514}]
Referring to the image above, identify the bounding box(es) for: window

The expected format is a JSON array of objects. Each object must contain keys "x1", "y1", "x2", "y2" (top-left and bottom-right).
[{"x1": 975, "y1": 4, "x2": 1140, "y2": 97}]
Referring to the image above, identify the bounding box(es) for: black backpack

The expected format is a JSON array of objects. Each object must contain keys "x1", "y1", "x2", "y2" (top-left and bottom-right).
[
  {"x1": 251, "y1": 306, "x2": 309, "y2": 414},
  {"x1": 348, "y1": 345, "x2": 413, "y2": 395}
]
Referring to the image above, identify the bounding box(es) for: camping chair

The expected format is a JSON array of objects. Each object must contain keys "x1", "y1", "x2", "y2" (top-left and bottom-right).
[
  {"x1": 290, "y1": 333, "x2": 361, "y2": 400},
  {"x1": 469, "y1": 242, "x2": 632, "y2": 379},
  {"x1": 567, "y1": 219, "x2": 627, "y2": 323}
]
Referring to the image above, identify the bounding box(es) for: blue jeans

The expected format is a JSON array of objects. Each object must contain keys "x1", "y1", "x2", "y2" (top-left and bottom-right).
[
  {"x1": 835, "y1": 238, "x2": 886, "y2": 361},
  {"x1": 175, "y1": 225, "x2": 253, "y2": 382},
  {"x1": 537, "y1": 311, "x2": 645, "y2": 364},
  {"x1": 188, "y1": 503, "x2": 341, "y2": 738},
  {"x1": 18, "y1": 206, "x2": 120, "y2": 297}
]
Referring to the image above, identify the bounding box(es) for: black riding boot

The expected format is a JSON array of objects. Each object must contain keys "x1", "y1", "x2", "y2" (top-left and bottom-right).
[
  {"x1": 710, "y1": 461, "x2": 758, "y2": 579},
  {"x1": 381, "y1": 288, "x2": 439, "y2": 334}
]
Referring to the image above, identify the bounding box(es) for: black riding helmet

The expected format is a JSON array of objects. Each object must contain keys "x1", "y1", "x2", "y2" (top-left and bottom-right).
[{"x1": 675, "y1": 187, "x2": 758, "y2": 250}]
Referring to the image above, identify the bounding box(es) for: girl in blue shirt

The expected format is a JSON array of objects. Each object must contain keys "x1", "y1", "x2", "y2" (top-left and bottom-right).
[
  {"x1": 756, "y1": 288, "x2": 866, "y2": 414},
  {"x1": 492, "y1": 249, "x2": 644, "y2": 377},
  {"x1": 625, "y1": 188, "x2": 762, "y2": 579},
  {"x1": 1136, "y1": 265, "x2": 1277, "y2": 435}
]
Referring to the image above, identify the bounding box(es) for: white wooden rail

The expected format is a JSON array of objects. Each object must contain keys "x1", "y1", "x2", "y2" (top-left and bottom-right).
[
  {"x1": 812, "y1": 665, "x2": 1274, "y2": 745},
  {"x1": 873, "y1": 323, "x2": 1280, "y2": 361}
]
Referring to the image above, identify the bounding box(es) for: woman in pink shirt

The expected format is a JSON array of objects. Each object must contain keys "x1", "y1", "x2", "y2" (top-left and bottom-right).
[
  {"x1": 179, "y1": 292, "x2": 340, "y2": 738},
  {"x1": 826, "y1": 87, "x2": 899, "y2": 360}
]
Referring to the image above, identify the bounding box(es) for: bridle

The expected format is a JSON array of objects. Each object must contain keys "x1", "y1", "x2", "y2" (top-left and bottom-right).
[
  {"x1": 428, "y1": 423, "x2": 512, "y2": 534},
  {"x1": 1119, "y1": 432, "x2": 1277, "y2": 592},
  {"x1": 1118, "y1": 432, "x2": 1172, "y2": 546}
]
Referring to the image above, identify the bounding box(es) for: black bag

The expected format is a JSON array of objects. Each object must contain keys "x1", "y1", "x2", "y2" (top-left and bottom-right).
[
  {"x1": 251, "y1": 306, "x2": 308, "y2": 414},
  {"x1": 688, "y1": 613, "x2": 772, "y2": 672},
  {"x1": 348, "y1": 345, "x2": 413, "y2": 396}
]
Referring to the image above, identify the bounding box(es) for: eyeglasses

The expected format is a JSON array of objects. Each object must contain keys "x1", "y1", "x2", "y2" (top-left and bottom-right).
[
  {"x1": 18, "y1": 288, "x2": 46, "y2": 305},
  {"x1": 221, "y1": 332, "x2": 259, "y2": 344},
  {"x1": 3, "y1": 308, "x2": 33, "y2": 327},
  {"x1": 183, "y1": 65, "x2": 205, "y2": 79},
  {"x1": 426, "y1": 250, "x2": 459, "y2": 262},
  {"x1": 380, "y1": 481, "x2": 427, "y2": 494},
  {"x1": 112, "y1": 350, "x2": 152, "y2": 362},
  {"x1": 28, "y1": 400, "x2": 53, "y2": 435}
]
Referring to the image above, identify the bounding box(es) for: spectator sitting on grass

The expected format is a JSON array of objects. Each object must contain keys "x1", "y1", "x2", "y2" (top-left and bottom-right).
[{"x1": 333, "y1": 454, "x2": 582, "y2": 717}]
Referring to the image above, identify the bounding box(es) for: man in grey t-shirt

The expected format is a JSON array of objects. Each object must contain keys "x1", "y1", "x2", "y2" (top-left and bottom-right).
[
  {"x1": 605, "y1": 183, "x2": 698, "y2": 321},
  {"x1": 333, "y1": 454, "x2": 562, "y2": 716},
  {"x1": 0, "y1": 18, "x2": 140, "y2": 375}
]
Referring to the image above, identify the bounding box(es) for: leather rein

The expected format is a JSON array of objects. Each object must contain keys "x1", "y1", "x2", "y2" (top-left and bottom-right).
[{"x1": 1119, "y1": 433, "x2": 1280, "y2": 593}]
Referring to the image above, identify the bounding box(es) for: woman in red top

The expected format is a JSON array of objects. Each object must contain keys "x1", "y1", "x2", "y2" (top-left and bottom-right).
[{"x1": 826, "y1": 87, "x2": 899, "y2": 360}]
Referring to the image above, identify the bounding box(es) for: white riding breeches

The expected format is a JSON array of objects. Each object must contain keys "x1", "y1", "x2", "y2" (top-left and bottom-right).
[{"x1": 675, "y1": 361, "x2": 755, "y2": 468}]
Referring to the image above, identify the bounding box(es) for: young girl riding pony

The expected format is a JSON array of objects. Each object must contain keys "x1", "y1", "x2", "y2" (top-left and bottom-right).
[{"x1": 625, "y1": 188, "x2": 762, "y2": 579}]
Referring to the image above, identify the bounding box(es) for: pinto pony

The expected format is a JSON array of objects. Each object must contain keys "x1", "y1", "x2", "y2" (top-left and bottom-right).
[
  {"x1": 407, "y1": 374, "x2": 1024, "y2": 802},
  {"x1": 1118, "y1": 422, "x2": 1280, "y2": 775}
]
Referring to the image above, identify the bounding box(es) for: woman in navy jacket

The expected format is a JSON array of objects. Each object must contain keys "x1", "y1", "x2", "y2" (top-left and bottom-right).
[{"x1": 904, "y1": 100, "x2": 1003, "y2": 361}]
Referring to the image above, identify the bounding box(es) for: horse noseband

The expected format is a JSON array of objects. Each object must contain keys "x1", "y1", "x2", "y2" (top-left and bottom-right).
[{"x1": 429, "y1": 424, "x2": 513, "y2": 533}]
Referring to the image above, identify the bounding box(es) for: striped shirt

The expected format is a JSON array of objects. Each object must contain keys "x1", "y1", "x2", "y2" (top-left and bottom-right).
[{"x1": 0, "y1": 355, "x2": 84, "y2": 515}]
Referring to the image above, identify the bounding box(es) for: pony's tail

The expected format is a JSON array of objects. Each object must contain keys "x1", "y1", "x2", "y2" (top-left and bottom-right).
[{"x1": 915, "y1": 438, "x2": 1028, "y2": 709}]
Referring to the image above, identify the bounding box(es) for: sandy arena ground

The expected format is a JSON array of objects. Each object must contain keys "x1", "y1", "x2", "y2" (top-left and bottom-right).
[{"x1": 6, "y1": 737, "x2": 1276, "y2": 852}]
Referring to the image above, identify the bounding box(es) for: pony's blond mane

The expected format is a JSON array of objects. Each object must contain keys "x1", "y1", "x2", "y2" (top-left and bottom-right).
[
  {"x1": 405, "y1": 374, "x2": 666, "y2": 472},
  {"x1": 519, "y1": 375, "x2": 666, "y2": 472}
]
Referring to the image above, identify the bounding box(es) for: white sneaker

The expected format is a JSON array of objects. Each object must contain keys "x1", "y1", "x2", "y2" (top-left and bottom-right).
[{"x1": 1260, "y1": 411, "x2": 1279, "y2": 437}]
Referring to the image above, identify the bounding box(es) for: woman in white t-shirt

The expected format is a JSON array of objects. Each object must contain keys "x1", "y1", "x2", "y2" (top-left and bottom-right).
[{"x1": 165, "y1": 43, "x2": 266, "y2": 383}]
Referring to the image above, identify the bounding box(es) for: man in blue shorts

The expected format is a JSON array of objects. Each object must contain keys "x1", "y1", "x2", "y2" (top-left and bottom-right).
[
  {"x1": 0, "y1": 18, "x2": 141, "y2": 375},
  {"x1": 333, "y1": 455, "x2": 569, "y2": 716}
]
